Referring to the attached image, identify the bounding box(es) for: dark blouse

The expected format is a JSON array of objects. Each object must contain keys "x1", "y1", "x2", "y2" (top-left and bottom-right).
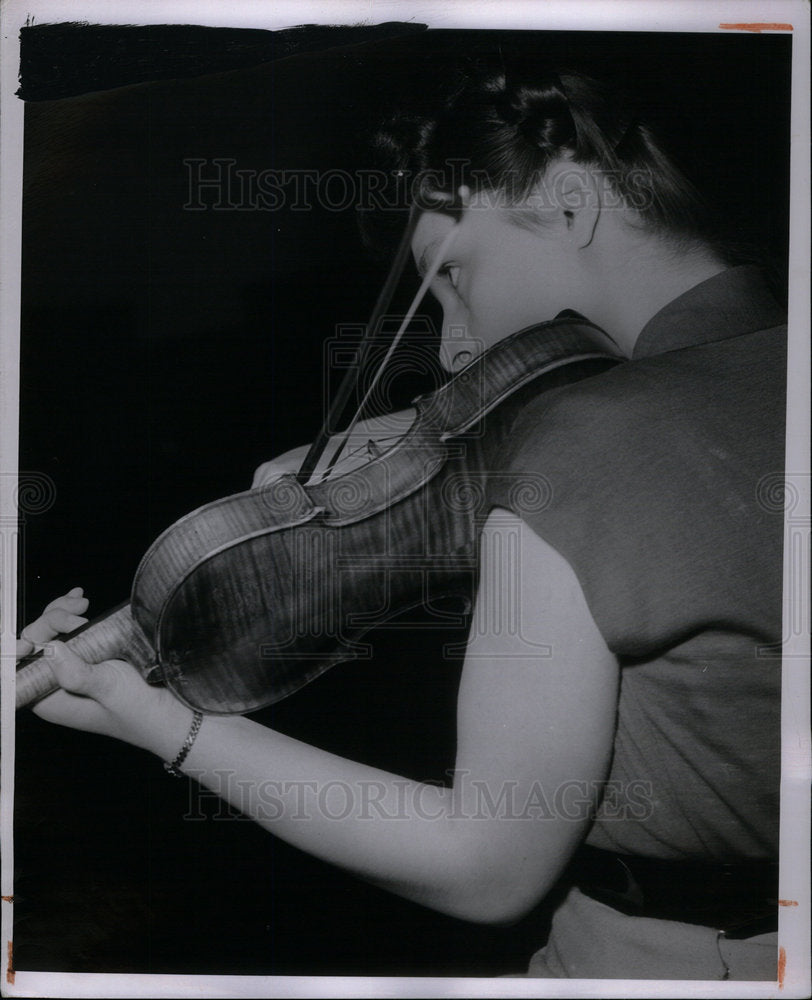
[{"x1": 487, "y1": 267, "x2": 787, "y2": 859}]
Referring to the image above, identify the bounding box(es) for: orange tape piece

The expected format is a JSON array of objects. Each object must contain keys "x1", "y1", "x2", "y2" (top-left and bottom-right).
[{"x1": 719, "y1": 23, "x2": 793, "y2": 32}]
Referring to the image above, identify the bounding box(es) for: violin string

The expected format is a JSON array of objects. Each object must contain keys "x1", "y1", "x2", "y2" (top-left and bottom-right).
[
  {"x1": 328, "y1": 432, "x2": 407, "y2": 473},
  {"x1": 295, "y1": 205, "x2": 422, "y2": 486},
  {"x1": 318, "y1": 222, "x2": 461, "y2": 482}
]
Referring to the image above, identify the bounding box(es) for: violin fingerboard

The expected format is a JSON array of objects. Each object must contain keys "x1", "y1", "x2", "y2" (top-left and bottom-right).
[{"x1": 15, "y1": 603, "x2": 156, "y2": 709}]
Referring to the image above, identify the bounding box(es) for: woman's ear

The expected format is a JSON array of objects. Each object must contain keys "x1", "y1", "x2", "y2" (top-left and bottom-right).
[{"x1": 543, "y1": 161, "x2": 602, "y2": 249}]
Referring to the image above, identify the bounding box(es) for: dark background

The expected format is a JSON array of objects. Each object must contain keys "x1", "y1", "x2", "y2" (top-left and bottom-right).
[{"x1": 14, "y1": 22, "x2": 791, "y2": 976}]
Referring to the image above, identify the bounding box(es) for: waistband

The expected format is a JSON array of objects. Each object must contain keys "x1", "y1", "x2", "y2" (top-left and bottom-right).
[{"x1": 567, "y1": 846, "x2": 779, "y2": 938}]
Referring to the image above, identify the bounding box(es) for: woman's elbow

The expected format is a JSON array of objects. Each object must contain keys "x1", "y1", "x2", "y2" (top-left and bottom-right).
[
  {"x1": 427, "y1": 854, "x2": 553, "y2": 926},
  {"x1": 439, "y1": 883, "x2": 547, "y2": 926}
]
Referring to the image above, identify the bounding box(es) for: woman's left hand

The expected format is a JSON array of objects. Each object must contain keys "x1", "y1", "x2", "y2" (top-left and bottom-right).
[{"x1": 31, "y1": 642, "x2": 191, "y2": 755}]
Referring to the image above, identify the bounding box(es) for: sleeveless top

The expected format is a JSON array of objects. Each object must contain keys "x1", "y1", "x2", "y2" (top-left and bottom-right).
[{"x1": 486, "y1": 266, "x2": 787, "y2": 859}]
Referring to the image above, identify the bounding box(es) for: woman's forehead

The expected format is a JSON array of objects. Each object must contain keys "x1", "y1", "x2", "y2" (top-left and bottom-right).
[
  {"x1": 411, "y1": 211, "x2": 456, "y2": 272},
  {"x1": 411, "y1": 200, "x2": 522, "y2": 271}
]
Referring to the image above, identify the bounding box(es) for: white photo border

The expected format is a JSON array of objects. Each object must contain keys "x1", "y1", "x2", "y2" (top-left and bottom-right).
[{"x1": 1, "y1": 2, "x2": 809, "y2": 997}]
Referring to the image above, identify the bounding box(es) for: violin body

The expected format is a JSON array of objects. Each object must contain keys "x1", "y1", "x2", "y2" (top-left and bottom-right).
[{"x1": 17, "y1": 317, "x2": 621, "y2": 714}]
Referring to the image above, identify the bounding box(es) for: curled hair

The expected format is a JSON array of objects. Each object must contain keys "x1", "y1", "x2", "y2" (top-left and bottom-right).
[{"x1": 359, "y1": 64, "x2": 717, "y2": 256}]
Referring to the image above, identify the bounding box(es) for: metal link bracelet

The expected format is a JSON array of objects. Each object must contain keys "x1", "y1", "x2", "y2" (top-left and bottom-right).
[{"x1": 163, "y1": 710, "x2": 204, "y2": 777}]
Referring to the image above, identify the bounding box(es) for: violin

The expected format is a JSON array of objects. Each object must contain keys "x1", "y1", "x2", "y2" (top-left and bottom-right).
[{"x1": 16, "y1": 314, "x2": 621, "y2": 714}]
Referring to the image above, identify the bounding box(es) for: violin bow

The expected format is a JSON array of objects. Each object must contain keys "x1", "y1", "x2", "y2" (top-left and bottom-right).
[
  {"x1": 295, "y1": 204, "x2": 420, "y2": 485},
  {"x1": 296, "y1": 194, "x2": 462, "y2": 485}
]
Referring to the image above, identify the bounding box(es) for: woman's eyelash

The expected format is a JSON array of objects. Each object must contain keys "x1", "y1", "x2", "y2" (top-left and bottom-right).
[{"x1": 436, "y1": 263, "x2": 460, "y2": 289}]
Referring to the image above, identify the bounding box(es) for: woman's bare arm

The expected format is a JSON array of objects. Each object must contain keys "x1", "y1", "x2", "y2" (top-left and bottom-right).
[{"x1": 34, "y1": 509, "x2": 618, "y2": 924}]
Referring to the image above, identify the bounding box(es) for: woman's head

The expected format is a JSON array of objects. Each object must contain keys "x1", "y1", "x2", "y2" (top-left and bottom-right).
[
  {"x1": 367, "y1": 65, "x2": 716, "y2": 245},
  {"x1": 363, "y1": 64, "x2": 728, "y2": 366}
]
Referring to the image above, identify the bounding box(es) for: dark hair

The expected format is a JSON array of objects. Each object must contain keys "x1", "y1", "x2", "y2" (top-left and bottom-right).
[{"x1": 359, "y1": 64, "x2": 720, "y2": 258}]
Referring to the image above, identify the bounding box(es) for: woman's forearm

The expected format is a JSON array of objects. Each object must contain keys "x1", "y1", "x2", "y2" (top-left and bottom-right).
[{"x1": 147, "y1": 703, "x2": 504, "y2": 922}]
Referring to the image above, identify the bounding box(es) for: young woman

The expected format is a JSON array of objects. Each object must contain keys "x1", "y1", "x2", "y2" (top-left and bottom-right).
[{"x1": 19, "y1": 67, "x2": 786, "y2": 980}]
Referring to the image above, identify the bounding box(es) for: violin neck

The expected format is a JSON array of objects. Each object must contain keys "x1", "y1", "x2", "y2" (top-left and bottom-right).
[{"x1": 15, "y1": 602, "x2": 155, "y2": 710}]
